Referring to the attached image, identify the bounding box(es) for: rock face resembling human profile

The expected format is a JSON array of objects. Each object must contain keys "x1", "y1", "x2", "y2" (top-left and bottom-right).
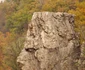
[{"x1": 17, "y1": 12, "x2": 81, "y2": 70}]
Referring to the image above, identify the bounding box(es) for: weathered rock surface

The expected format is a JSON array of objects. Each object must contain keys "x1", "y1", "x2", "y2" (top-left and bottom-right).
[
  {"x1": 78, "y1": 42, "x2": 85, "y2": 70},
  {"x1": 17, "y1": 12, "x2": 81, "y2": 70}
]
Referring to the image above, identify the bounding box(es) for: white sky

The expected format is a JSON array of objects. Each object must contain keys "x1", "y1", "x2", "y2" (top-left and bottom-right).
[{"x1": 0, "y1": 0, "x2": 5, "y2": 2}]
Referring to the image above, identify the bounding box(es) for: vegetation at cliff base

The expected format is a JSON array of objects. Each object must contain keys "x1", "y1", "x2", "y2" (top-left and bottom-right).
[{"x1": 0, "y1": 0, "x2": 85, "y2": 70}]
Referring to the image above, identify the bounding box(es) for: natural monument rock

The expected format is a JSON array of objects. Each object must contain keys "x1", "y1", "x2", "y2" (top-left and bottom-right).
[{"x1": 17, "y1": 12, "x2": 81, "y2": 70}]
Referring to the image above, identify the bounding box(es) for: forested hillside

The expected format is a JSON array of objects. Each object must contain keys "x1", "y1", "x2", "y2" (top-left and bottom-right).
[{"x1": 0, "y1": 0, "x2": 85, "y2": 70}]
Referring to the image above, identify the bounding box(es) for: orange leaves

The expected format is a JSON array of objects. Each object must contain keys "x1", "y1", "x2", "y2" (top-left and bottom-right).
[
  {"x1": 0, "y1": 32, "x2": 17, "y2": 70},
  {"x1": 0, "y1": 32, "x2": 11, "y2": 47},
  {"x1": 0, "y1": 32, "x2": 5, "y2": 47}
]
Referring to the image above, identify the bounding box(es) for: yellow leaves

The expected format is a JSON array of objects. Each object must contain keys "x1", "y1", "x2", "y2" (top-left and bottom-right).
[
  {"x1": 69, "y1": 1, "x2": 85, "y2": 43},
  {"x1": 69, "y1": 1, "x2": 85, "y2": 24},
  {"x1": 76, "y1": 1, "x2": 85, "y2": 9},
  {"x1": 41, "y1": 0, "x2": 78, "y2": 12},
  {"x1": 42, "y1": 0, "x2": 58, "y2": 11}
]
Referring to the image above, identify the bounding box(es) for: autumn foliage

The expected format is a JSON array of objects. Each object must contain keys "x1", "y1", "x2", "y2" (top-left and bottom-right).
[{"x1": 0, "y1": 0, "x2": 85, "y2": 70}]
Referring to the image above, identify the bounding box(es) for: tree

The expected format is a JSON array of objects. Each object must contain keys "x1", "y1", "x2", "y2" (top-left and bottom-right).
[
  {"x1": 41, "y1": 0, "x2": 78, "y2": 12},
  {"x1": 6, "y1": 0, "x2": 38, "y2": 34},
  {"x1": 3, "y1": 36, "x2": 25, "y2": 70},
  {"x1": 0, "y1": 32, "x2": 5, "y2": 70},
  {"x1": 0, "y1": 1, "x2": 17, "y2": 33},
  {"x1": 6, "y1": 9, "x2": 28, "y2": 34},
  {"x1": 69, "y1": 1, "x2": 85, "y2": 43}
]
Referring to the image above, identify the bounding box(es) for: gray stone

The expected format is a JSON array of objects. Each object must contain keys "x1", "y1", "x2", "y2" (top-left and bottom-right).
[{"x1": 17, "y1": 12, "x2": 81, "y2": 70}]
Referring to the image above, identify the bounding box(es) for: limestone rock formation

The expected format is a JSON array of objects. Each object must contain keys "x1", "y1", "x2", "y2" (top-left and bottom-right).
[
  {"x1": 78, "y1": 42, "x2": 85, "y2": 70},
  {"x1": 17, "y1": 12, "x2": 81, "y2": 70}
]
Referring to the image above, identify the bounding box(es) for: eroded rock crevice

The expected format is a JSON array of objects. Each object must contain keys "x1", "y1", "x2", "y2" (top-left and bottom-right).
[{"x1": 17, "y1": 12, "x2": 81, "y2": 70}]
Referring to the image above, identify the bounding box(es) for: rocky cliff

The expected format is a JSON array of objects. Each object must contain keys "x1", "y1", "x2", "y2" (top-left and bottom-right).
[{"x1": 17, "y1": 12, "x2": 81, "y2": 70}]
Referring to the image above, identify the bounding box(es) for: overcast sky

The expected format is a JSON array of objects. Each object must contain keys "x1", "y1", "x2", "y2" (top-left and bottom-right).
[{"x1": 0, "y1": 0, "x2": 5, "y2": 2}]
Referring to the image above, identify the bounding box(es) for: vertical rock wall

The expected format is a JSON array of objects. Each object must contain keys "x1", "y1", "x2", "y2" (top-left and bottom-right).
[{"x1": 17, "y1": 12, "x2": 81, "y2": 70}]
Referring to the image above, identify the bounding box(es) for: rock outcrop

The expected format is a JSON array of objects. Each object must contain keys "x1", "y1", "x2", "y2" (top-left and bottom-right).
[
  {"x1": 17, "y1": 12, "x2": 81, "y2": 70},
  {"x1": 78, "y1": 42, "x2": 85, "y2": 70}
]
